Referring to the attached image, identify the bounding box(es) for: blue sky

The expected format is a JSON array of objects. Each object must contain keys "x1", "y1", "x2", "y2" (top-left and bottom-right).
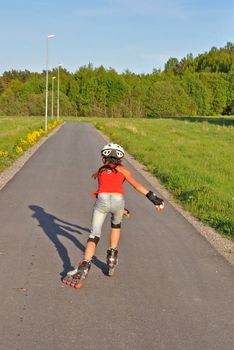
[{"x1": 0, "y1": 0, "x2": 233, "y2": 74}]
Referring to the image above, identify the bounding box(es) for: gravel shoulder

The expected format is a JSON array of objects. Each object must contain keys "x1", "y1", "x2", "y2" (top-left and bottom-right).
[{"x1": 0, "y1": 122, "x2": 233, "y2": 265}]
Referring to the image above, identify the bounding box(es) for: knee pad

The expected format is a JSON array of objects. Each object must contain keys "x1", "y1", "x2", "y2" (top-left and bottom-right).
[
  {"x1": 111, "y1": 222, "x2": 121, "y2": 229},
  {"x1": 87, "y1": 235, "x2": 100, "y2": 246}
]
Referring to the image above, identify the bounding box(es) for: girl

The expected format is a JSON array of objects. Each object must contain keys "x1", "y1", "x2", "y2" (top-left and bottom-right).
[{"x1": 63, "y1": 143, "x2": 164, "y2": 288}]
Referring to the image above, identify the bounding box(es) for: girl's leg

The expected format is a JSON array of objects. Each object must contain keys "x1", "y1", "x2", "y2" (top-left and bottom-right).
[
  {"x1": 84, "y1": 205, "x2": 108, "y2": 261},
  {"x1": 109, "y1": 228, "x2": 121, "y2": 249},
  {"x1": 107, "y1": 227, "x2": 121, "y2": 276},
  {"x1": 84, "y1": 241, "x2": 97, "y2": 261},
  {"x1": 109, "y1": 195, "x2": 125, "y2": 249},
  {"x1": 63, "y1": 203, "x2": 108, "y2": 286},
  {"x1": 107, "y1": 196, "x2": 125, "y2": 276}
]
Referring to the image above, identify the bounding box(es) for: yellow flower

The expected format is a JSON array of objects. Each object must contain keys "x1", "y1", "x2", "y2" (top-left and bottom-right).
[
  {"x1": 20, "y1": 138, "x2": 28, "y2": 145},
  {"x1": 27, "y1": 130, "x2": 40, "y2": 145},
  {"x1": 13, "y1": 121, "x2": 62, "y2": 158},
  {"x1": 0, "y1": 150, "x2": 9, "y2": 158},
  {"x1": 48, "y1": 120, "x2": 62, "y2": 130},
  {"x1": 16, "y1": 146, "x2": 24, "y2": 154}
]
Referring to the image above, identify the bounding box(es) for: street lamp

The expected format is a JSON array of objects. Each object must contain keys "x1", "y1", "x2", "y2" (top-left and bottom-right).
[
  {"x1": 57, "y1": 63, "x2": 62, "y2": 120},
  {"x1": 51, "y1": 76, "x2": 56, "y2": 120},
  {"x1": 45, "y1": 34, "x2": 55, "y2": 131}
]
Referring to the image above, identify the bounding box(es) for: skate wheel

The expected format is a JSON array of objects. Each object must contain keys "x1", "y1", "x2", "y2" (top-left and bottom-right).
[
  {"x1": 62, "y1": 278, "x2": 70, "y2": 285},
  {"x1": 74, "y1": 282, "x2": 83, "y2": 289}
]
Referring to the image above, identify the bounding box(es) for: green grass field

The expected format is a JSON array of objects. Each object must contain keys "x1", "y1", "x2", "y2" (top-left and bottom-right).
[
  {"x1": 0, "y1": 116, "x2": 45, "y2": 172},
  {"x1": 74, "y1": 116, "x2": 233, "y2": 240},
  {"x1": 1, "y1": 115, "x2": 234, "y2": 239}
]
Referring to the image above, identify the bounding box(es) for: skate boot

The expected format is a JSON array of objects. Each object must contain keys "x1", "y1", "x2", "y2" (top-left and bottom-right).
[
  {"x1": 107, "y1": 248, "x2": 118, "y2": 276},
  {"x1": 63, "y1": 260, "x2": 91, "y2": 288}
]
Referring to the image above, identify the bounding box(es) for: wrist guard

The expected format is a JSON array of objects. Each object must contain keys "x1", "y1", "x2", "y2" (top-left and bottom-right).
[{"x1": 146, "y1": 191, "x2": 164, "y2": 206}]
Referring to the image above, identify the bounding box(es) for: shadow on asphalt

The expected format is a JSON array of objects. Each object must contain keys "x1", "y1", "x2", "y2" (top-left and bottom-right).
[{"x1": 29, "y1": 205, "x2": 107, "y2": 278}]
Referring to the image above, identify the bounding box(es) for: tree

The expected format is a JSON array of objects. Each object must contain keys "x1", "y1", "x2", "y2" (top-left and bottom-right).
[
  {"x1": 145, "y1": 80, "x2": 195, "y2": 117},
  {"x1": 0, "y1": 43, "x2": 233, "y2": 117},
  {"x1": 183, "y1": 74, "x2": 210, "y2": 115},
  {"x1": 199, "y1": 73, "x2": 229, "y2": 115},
  {"x1": 225, "y1": 65, "x2": 234, "y2": 114},
  {"x1": 164, "y1": 57, "x2": 180, "y2": 75}
]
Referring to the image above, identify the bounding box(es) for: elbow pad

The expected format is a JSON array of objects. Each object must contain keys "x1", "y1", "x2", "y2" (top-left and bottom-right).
[{"x1": 146, "y1": 191, "x2": 164, "y2": 206}]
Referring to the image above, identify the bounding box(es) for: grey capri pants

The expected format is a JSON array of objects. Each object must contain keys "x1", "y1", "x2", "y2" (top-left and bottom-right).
[{"x1": 90, "y1": 193, "x2": 125, "y2": 237}]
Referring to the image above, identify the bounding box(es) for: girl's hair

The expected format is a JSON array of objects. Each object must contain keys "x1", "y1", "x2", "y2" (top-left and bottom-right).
[{"x1": 92, "y1": 157, "x2": 122, "y2": 179}]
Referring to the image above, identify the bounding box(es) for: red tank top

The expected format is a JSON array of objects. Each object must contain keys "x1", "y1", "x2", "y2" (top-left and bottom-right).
[{"x1": 95, "y1": 168, "x2": 125, "y2": 195}]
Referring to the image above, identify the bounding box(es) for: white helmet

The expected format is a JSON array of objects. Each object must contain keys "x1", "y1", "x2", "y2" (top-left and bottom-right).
[{"x1": 101, "y1": 143, "x2": 125, "y2": 159}]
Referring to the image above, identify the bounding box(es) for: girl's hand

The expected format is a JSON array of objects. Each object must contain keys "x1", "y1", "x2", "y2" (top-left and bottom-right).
[
  {"x1": 155, "y1": 203, "x2": 165, "y2": 211},
  {"x1": 123, "y1": 208, "x2": 130, "y2": 218}
]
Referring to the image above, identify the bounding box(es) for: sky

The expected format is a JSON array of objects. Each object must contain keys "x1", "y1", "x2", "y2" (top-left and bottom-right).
[{"x1": 0, "y1": 0, "x2": 233, "y2": 75}]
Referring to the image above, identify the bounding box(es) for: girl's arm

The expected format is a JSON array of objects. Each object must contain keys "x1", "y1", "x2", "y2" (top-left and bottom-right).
[
  {"x1": 117, "y1": 166, "x2": 164, "y2": 210},
  {"x1": 119, "y1": 167, "x2": 148, "y2": 195}
]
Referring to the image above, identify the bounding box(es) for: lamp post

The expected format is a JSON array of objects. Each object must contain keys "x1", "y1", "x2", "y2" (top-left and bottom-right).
[
  {"x1": 51, "y1": 76, "x2": 56, "y2": 120},
  {"x1": 57, "y1": 64, "x2": 62, "y2": 120},
  {"x1": 45, "y1": 34, "x2": 55, "y2": 131}
]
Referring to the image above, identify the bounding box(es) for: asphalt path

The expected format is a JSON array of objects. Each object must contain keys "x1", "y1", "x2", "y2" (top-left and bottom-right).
[{"x1": 0, "y1": 122, "x2": 233, "y2": 350}]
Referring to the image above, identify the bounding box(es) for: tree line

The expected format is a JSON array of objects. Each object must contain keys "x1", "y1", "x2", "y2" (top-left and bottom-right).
[{"x1": 0, "y1": 42, "x2": 233, "y2": 117}]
